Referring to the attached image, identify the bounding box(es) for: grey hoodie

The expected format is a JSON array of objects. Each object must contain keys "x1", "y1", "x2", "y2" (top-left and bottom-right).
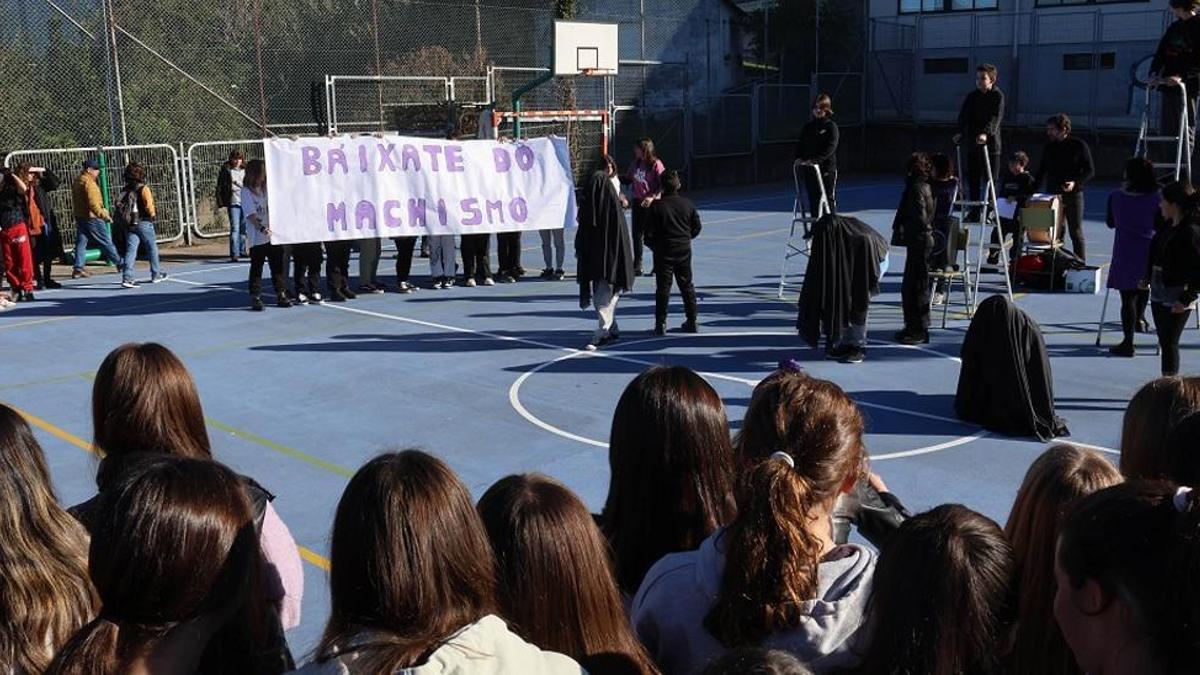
[{"x1": 630, "y1": 528, "x2": 875, "y2": 675}]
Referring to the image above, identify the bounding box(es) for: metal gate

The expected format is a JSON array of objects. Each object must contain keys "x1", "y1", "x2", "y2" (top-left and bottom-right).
[{"x1": 184, "y1": 140, "x2": 266, "y2": 239}]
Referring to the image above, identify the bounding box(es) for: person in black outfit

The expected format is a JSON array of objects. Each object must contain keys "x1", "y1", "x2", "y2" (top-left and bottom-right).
[
  {"x1": 1151, "y1": 1, "x2": 1200, "y2": 176},
  {"x1": 496, "y1": 232, "x2": 524, "y2": 283},
  {"x1": 954, "y1": 64, "x2": 1004, "y2": 219},
  {"x1": 392, "y1": 236, "x2": 419, "y2": 293},
  {"x1": 794, "y1": 93, "x2": 839, "y2": 219},
  {"x1": 893, "y1": 153, "x2": 937, "y2": 345},
  {"x1": 646, "y1": 170, "x2": 701, "y2": 335},
  {"x1": 1147, "y1": 181, "x2": 1200, "y2": 376},
  {"x1": 461, "y1": 232, "x2": 493, "y2": 286},
  {"x1": 292, "y1": 242, "x2": 323, "y2": 303},
  {"x1": 27, "y1": 168, "x2": 63, "y2": 290},
  {"x1": 1035, "y1": 113, "x2": 1095, "y2": 262},
  {"x1": 323, "y1": 240, "x2": 356, "y2": 302},
  {"x1": 993, "y1": 151, "x2": 1036, "y2": 265}
]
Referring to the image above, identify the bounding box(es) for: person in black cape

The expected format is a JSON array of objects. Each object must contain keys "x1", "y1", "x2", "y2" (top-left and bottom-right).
[
  {"x1": 577, "y1": 155, "x2": 636, "y2": 351},
  {"x1": 893, "y1": 152, "x2": 937, "y2": 345},
  {"x1": 955, "y1": 294, "x2": 1069, "y2": 441},
  {"x1": 796, "y1": 214, "x2": 889, "y2": 364}
]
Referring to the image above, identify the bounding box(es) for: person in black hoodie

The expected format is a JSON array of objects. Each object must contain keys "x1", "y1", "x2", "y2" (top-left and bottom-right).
[
  {"x1": 893, "y1": 153, "x2": 937, "y2": 345},
  {"x1": 1151, "y1": 0, "x2": 1200, "y2": 176},
  {"x1": 1035, "y1": 113, "x2": 1095, "y2": 262},
  {"x1": 954, "y1": 64, "x2": 1004, "y2": 219},
  {"x1": 1146, "y1": 181, "x2": 1200, "y2": 376},
  {"x1": 793, "y1": 93, "x2": 839, "y2": 219},
  {"x1": 647, "y1": 170, "x2": 701, "y2": 335}
]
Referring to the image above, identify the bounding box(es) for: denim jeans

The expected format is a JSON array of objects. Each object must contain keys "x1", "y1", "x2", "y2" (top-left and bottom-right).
[
  {"x1": 73, "y1": 218, "x2": 123, "y2": 270},
  {"x1": 123, "y1": 221, "x2": 161, "y2": 281},
  {"x1": 228, "y1": 205, "x2": 247, "y2": 258}
]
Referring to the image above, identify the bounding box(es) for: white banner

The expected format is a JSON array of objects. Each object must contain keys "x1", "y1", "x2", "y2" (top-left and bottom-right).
[{"x1": 263, "y1": 135, "x2": 576, "y2": 245}]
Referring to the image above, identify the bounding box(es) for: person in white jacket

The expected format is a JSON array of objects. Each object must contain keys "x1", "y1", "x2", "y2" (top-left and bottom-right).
[
  {"x1": 631, "y1": 366, "x2": 875, "y2": 674},
  {"x1": 291, "y1": 450, "x2": 583, "y2": 675}
]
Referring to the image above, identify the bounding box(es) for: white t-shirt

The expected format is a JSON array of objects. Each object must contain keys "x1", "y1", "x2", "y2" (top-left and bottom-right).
[
  {"x1": 230, "y1": 167, "x2": 246, "y2": 206},
  {"x1": 241, "y1": 185, "x2": 271, "y2": 249}
]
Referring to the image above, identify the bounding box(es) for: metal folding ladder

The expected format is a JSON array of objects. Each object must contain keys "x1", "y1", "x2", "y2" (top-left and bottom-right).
[
  {"x1": 954, "y1": 144, "x2": 1014, "y2": 306},
  {"x1": 777, "y1": 162, "x2": 831, "y2": 299}
]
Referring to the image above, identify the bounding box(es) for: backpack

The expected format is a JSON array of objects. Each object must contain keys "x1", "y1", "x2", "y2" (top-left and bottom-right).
[{"x1": 114, "y1": 185, "x2": 141, "y2": 229}]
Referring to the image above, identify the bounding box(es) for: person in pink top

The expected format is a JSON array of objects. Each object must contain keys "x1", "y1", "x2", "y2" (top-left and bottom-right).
[{"x1": 622, "y1": 137, "x2": 666, "y2": 276}]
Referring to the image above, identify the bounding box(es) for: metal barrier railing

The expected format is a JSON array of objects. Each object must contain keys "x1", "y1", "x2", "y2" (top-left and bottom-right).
[{"x1": 184, "y1": 140, "x2": 266, "y2": 240}]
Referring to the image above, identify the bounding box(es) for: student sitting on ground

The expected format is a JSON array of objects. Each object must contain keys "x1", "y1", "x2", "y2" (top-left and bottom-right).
[
  {"x1": 478, "y1": 473, "x2": 659, "y2": 674},
  {"x1": 646, "y1": 170, "x2": 701, "y2": 335}
]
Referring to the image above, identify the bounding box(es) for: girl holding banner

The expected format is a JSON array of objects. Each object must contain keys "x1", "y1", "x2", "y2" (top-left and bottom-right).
[
  {"x1": 241, "y1": 160, "x2": 292, "y2": 311},
  {"x1": 577, "y1": 156, "x2": 635, "y2": 351}
]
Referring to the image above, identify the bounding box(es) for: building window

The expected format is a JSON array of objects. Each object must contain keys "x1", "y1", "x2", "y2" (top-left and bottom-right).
[
  {"x1": 1037, "y1": 0, "x2": 1149, "y2": 5},
  {"x1": 1063, "y1": 52, "x2": 1116, "y2": 70},
  {"x1": 924, "y1": 57, "x2": 970, "y2": 74},
  {"x1": 899, "y1": 0, "x2": 998, "y2": 13}
]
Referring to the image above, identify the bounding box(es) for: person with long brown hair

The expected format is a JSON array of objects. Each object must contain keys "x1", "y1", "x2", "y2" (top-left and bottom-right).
[
  {"x1": 241, "y1": 158, "x2": 293, "y2": 310},
  {"x1": 1147, "y1": 180, "x2": 1200, "y2": 375},
  {"x1": 632, "y1": 367, "x2": 873, "y2": 674},
  {"x1": 71, "y1": 342, "x2": 304, "y2": 636},
  {"x1": 600, "y1": 365, "x2": 735, "y2": 597},
  {"x1": 1119, "y1": 375, "x2": 1200, "y2": 480},
  {"x1": 0, "y1": 404, "x2": 96, "y2": 673},
  {"x1": 216, "y1": 148, "x2": 248, "y2": 261},
  {"x1": 116, "y1": 161, "x2": 166, "y2": 288},
  {"x1": 297, "y1": 451, "x2": 582, "y2": 674},
  {"x1": 47, "y1": 456, "x2": 288, "y2": 675},
  {"x1": 853, "y1": 504, "x2": 1016, "y2": 675},
  {"x1": 1003, "y1": 444, "x2": 1122, "y2": 675},
  {"x1": 478, "y1": 473, "x2": 658, "y2": 675},
  {"x1": 622, "y1": 137, "x2": 665, "y2": 276}
]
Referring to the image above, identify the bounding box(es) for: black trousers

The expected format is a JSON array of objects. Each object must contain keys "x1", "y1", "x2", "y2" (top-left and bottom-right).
[
  {"x1": 1060, "y1": 190, "x2": 1086, "y2": 262},
  {"x1": 803, "y1": 169, "x2": 837, "y2": 220},
  {"x1": 324, "y1": 241, "x2": 352, "y2": 293},
  {"x1": 631, "y1": 203, "x2": 650, "y2": 272},
  {"x1": 989, "y1": 216, "x2": 1024, "y2": 262},
  {"x1": 248, "y1": 243, "x2": 286, "y2": 297},
  {"x1": 965, "y1": 145, "x2": 1001, "y2": 205},
  {"x1": 1152, "y1": 302, "x2": 1192, "y2": 376},
  {"x1": 497, "y1": 232, "x2": 522, "y2": 274},
  {"x1": 1161, "y1": 84, "x2": 1198, "y2": 178},
  {"x1": 392, "y1": 236, "x2": 417, "y2": 282},
  {"x1": 1119, "y1": 289, "x2": 1150, "y2": 344},
  {"x1": 292, "y1": 242, "x2": 323, "y2": 296},
  {"x1": 32, "y1": 230, "x2": 58, "y2": 285},
  {"x1": 461, "y1": 233, "x2": 492, "y2": 280},
  {"x1": 901, "y1": 238, "x2": 932, "y2": 333},
  {"x1": 654, "y1": 253, "x2": 698, "y2": 325}
]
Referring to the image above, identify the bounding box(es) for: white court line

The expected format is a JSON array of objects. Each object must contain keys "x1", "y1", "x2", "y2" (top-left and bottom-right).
[{"x1": 167, "y1": 263, "x2": 244, "y2": 277}]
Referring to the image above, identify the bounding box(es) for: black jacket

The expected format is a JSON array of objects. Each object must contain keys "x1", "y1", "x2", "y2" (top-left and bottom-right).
[
  {"x1": 999, "y1": 170, "x2": 1036, "y2": 204},
  {"x1": 1149, "y1": 218, "x2": 1200, "y2": 305},
  {"x1": 646, "y1": 194, "x2": 701, "y2": 258},
  {"x1": 1152, "y1": 15, "x2": 1200, "y2": 93},
  {"x1": 576, "y1": 171, "x2": 636, "y2": 307},
  {"x1": 955, "y1": 294, "x2": 1069, "y2": 441},
  {"x1": 957, "y1": 88, "x2": 1005, "y2": 154},
  {"x1": 891, "y1": 176, "x2": 936, "y2": 246},
  {"x1": 797, "y1": 214, "x2": 889, "y2": 349},
  {"x1": 1035, "y1": 136, "x2": 1095, "y2": 193},
  {"x1": 0, "y1": 174, "x2": 25, "y2": 228},
  {"x1": 216, "y1": 164, "x2": 235, "y2": 207},
  {"x1": 794, "y1": 117, "x2": 839, "y2": 176}
]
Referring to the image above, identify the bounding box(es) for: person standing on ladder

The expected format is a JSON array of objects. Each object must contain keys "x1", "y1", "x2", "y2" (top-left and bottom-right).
[
  {"x1": 793, "y1": 93, "x2": 839, "y2": 219},
  {"x1": 1150, "y1": 0, "x2": 1200, "y2": 178},
  {"x1": 953, "y1": 64, "x2": 1004, "y2": 223},
  {"x1": 1035, "y1": 113, "x2": 1095, "y2": 263}
]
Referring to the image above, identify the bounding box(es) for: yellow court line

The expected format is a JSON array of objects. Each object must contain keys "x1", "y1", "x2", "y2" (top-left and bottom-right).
[{"x1": 6, "y1": 403, "x2": 332, "y2": 572}]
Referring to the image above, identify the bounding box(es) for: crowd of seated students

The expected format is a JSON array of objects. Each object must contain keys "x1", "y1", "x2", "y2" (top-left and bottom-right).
[{"x1": 1, "y1": 345, "x2": 1198, "y2": 674}]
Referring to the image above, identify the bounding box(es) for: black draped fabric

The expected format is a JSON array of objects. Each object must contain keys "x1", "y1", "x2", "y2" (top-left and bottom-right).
[
  {"x1": 955, "y1": 294, "x2": 1069, "y2": 441},
  {"x1": 796, "y1": 214, "x2": 889, "y2": 348},
  {"x1": 576, "y1": 170, "x2": 635, "y2": 307}
]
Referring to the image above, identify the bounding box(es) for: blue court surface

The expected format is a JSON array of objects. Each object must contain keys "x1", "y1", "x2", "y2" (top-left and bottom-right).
[{"x1": 0, "y1": 176, "x2": 1171, "y2": 655}]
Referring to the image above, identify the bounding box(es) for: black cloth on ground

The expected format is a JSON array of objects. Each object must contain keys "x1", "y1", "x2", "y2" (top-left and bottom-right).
[{"x1": 797, "y1": 214, "x2": 889, "y2": 349}]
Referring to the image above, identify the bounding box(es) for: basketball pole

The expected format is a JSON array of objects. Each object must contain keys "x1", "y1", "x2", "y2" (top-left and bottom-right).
[{"x1": 512, "y1": 30, "x2": 556, "y2": 138}]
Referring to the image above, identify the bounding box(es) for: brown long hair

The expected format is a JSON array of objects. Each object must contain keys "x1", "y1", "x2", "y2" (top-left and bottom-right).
[
  {"x1": 46, "y1": 456, "x2": 268, "y2": 675},
  {"x1": 316, "y1": 450, "x2": 498, "y2": 671},
  {"x1": 0, "y1": 405, "x2": 96, "y2": 673},
  {"x1": 1119, "y1": 376, "x2": 1200, "y2": 480},
  {"x1": 479, "y1": 474, "x2": 658, "y2": 675},
  {"x1": 709, "y1": 369, "x2": 866, "y2": 647},
  {"x1": 856, "y1": 505, "x2": 1016, "y2": 675},
  {"x1": 1003, "y1": 444, "x2": 1122, "y2": 675},
  {"x1": 91, "y1": 343, "x2": 211, "y2": 488},
  {"x1": 244, "y1": 158, "x2": 267, "y2": 192},
  {"x1": 601, "y1": 366, "x2": 736, "y2": 595}
]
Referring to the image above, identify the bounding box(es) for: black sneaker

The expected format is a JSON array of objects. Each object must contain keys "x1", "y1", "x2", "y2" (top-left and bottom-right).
[
  {"x1": 20, "y1": 290, "x2": 35, "y2": 302},
  {"x1": 328, "y1": 289, "x2": 347, "y2": 302},
  {"x1": 553, "y1": 268, "x2": 565, "y2": 281},
  {"x1": 251, "y1": 296, "x2": 265, "y2": 311},
  {"x1": 1108, "y1": 342, "x2": 1135, "y2": 357},
  {"x1": 341, "y1": 287, "x2": 357, "y2": 300},
  {"x1": 539, "y1": 268, "x2": 554, "y2": 279},
  {"x1": 839, "y1": 348, "x2": 867, "y2": 364},
  {"x1": 653, "y1": 323, "x2": 666, "y2": 336},
  {"x1": 894, "y1": 329, "x2": 929, "y2": 345},
  {"x1": 44, "y1": 279, "x2": 62, "y2": 289},
  {"x1": 826, "y1": 345, "x2": 854, "y2": 361},
  {"x1": 681, "y1": 320, "x2": 699, "y2": 334},
  {"x1": 276, "y1": 297, "x2": 294, "y2": 308}
]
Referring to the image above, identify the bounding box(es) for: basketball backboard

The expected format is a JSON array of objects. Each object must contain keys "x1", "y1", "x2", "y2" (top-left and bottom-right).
[{"x1": 554, "y1": 21, "x2": 619, "y2": 76}]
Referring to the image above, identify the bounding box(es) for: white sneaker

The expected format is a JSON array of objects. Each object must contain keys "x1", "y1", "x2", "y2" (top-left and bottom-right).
[
  {"x1": 311, "y1": 292, "x2": 323, "y2": 302},
  {"x1": 465, "y1": 278, "x2": 477, "y2": 287},
  {"x1": 296, "y1": 292, "x2": 309, "y2": 305},
  {"x1": 151, "y1": 273, "x2": 168, "y2": 283},
  {"x1": 932, "y1": 292, "x2": 946, "y2": 306},
  {"x1": 483, "y1": 277, "x2": 496, "y2": 286},
  {"x1": 121, "y1": 279, "x2": 139, "y2": 289}
]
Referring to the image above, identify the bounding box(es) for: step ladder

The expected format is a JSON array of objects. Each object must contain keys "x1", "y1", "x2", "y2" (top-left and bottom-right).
[
  {"x1": 1135, "y1": 79, "x2": 1192, "y2": 183},
  {"x1": 777, "y1": 162, "x2": 831, "y2": 299},
  {"x1": 954, "y1": 144, "x2": 1013, "y2": 306}
]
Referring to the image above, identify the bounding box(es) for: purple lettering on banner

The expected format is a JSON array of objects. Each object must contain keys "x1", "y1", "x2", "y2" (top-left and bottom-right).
[
  {"x1": 378, "y1": 144, "x2": 398, "y2": 171},
  {"x1": 493, "y1": 147, "x2": 511, "y2": 173},
  {"x1": 401, "y1": 145, "x2": 421, "y2": 171},
  {"x1": 355, "y1": 200, "x2": 377, "y2": 230},
  {"x1": 461, "y1": 199, "x2": 483, "y2": 226},
  {"x1": 515, "y1": 145, "x2": 535, "y2": 171},
  {"x1": 508, "y1": 197, "x2": 529, "y2": 223},
  {"x1": 383, "y1": 200, "x2": 403, "y2": 228},
  {"x1": 444, "y1": 145, "x2": 465, "y2": 172},
  {"x1": 436, "y1": 199, "x2": 448, "y2": 227},
  {"x1": 407, "y1": 199, "x2": 427, "y2": 228},
  {"x1": 484, "y1": 200, "x2": 505, "y2": 224},
  {"x1": 302, "y1": 146, "x2": 322, "y2": 176},
  {"x1": 422, "y1": 145, "x2": 443, "y2": 172},
  {"x1": 327, "y1": 202, "x2": 348, "y2": 231},
  {"x1": 357, "y1": 145, "x2": 370, "y2": 173},
  {"x1": 328, "y1": 147, "x2": 349, "y2": 175}
]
